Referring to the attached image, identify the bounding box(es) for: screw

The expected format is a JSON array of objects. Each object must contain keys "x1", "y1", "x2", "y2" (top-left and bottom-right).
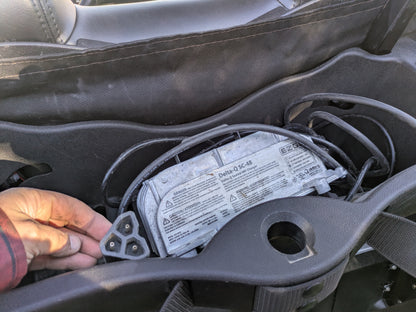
[
  {"x1": 383, "y1": 284, "x2": 392, "y2": 293},
  {"x1": 412, "y1": 283, "x2": 416, "y2": 290},
  {"x1": 131, "y1": 244, "x2": 138, "y2": 253},
  {"x1": 389, "y1": 264, "x2": 398, "y2": 271},
  {"x1": 124, "y1": 223, "x2": 131, "y2": 233},
  {"x1": 109, "y1": 241, "x2": 115, "y2": 250}
]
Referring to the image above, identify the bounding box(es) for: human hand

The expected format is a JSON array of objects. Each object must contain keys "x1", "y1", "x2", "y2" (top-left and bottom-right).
[{"x1": 0, "y1": 188, "x2": 111, "y2": 271}]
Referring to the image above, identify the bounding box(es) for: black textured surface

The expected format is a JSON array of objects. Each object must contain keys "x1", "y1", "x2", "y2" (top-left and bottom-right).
[
  {"x1": 368, "y1": 213, "x2": 416, "y2": 277},
  {"x1": 160, "y1": 281, "x2": 193, "y2": 312}
]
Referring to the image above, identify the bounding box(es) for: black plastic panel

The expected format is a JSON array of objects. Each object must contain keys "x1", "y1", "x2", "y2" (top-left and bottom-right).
[{"x1": 2, "y1": 166, "x2": 416, "y2": 311}]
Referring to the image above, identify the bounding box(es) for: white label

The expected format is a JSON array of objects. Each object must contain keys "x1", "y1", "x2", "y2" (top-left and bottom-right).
[{"x1": 157, "y1": 139, "x2": 327, "y2": 256}]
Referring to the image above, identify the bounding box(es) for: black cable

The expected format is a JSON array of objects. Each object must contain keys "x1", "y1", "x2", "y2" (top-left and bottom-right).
[
  {"x1": 311, "y1": 136, "x2": 358, "y2": 175},
  {"x1": 101, "y1": 137, "x2": 187, "y2": 208},
  {"x1": 283, "y1": 93, "x2": 416, "y2": 127},
  {"x1": 118, "y1": 123, "x2": 348, "y2": 216},
  {"x1": 283, "y1": 93, "x2": 404, "y2": 178},
  {"x1": 345, "y1": 158, "x2": 376, "y2": 201},
  {"x1": 313, "y1": 114, "x2": 396, "y2": 178},
  {"x1": 284, "y1": 123, "x2": 358, "y2": 175},
  {"x1": 307, "y1": 111, "x2": 390, "y2": 177}
]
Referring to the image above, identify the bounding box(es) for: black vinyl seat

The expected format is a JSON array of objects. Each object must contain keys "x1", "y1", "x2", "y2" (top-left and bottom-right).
[
  {"x1": 0, "y1": 0, "x2": 285, "y2": 46},
  {"x1": 0, "y1": 0, "x2": 76, "y2": 44}
]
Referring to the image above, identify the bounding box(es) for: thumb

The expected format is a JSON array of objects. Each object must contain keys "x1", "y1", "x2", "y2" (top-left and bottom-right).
[
  {"x1": 24, "y1": 222, "x2": 82, "y2": 259},
  {"x1": 51, "y1": 233, "x2": 82, "y2": 258}
]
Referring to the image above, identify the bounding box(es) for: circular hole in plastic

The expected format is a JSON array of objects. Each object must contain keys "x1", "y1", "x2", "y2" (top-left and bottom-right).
[{"x1": 267, "y1": 221, "x2": 306, "y2": 254}]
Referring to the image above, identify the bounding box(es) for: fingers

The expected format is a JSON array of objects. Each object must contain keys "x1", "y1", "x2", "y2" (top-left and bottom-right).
[
  {"x1": 26, "y1": 227, "x2": 103, "y2": 271},
  {"x1": 41, "y1": 190, "x2": 111, "y2": 240},
  {"x1": 1, "y1": 188, "x2": 111, "y2": 241},
  {"x1": 60, "y1": 228, "x2": 102, "y2": 259},
  {"x1": 18, "y1": 220, "x2": 82, "y2": 259},
  {"x1": 29, "y1": 253, "x2": 97, "y2": 271},
  {"x1": 0, "y1": 188, "x2": 110, "y2": 271}
]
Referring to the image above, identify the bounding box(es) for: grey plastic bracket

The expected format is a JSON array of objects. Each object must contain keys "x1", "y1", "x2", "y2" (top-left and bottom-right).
[{"x1": 100, "y1": 211, "x2": 150, "y2": 260}]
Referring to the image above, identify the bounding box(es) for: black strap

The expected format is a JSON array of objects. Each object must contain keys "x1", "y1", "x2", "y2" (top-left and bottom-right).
[
  {"x1": 160, "y1": 281, "x2": 193, "y2": 312},
  {"x1": 368, "y1": 212, "x2": 416, "y2": 278}
]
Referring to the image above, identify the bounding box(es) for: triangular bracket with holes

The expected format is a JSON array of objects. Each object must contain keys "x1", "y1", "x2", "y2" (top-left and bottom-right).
[{"x1": 100, "y1": 211, "x2": 150, "y2": 260}]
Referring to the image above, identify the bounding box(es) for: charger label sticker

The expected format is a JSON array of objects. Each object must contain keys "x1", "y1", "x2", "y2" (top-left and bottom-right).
[{"x1": 157, "y1": 139, "x2": 327, "y2": 256}]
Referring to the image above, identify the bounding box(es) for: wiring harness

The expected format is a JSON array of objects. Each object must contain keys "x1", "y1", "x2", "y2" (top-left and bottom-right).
[{"x1": 101, "y1": 93, "x2": 414, "y2": 216}]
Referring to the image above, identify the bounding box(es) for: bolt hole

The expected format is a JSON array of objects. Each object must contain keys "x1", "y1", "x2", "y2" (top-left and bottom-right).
[
  {"x1": 126, "y1": 239, "x2": 145, "y2": 256},
  {"x1": 105, "y1": 234, "x2": 122, "y2": 253},
  {"x1": 267, "y1": 222, "x2": 306, "y2": 255},
  {"x1": 117, "y1": 218, "x2": 133, "y2": 236}
]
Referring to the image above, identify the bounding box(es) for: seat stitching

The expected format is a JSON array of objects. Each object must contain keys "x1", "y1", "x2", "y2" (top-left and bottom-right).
[
  {"x1": 37, "y1": 0, "x2": 59, "y2": 43},
  {"x1": 0, "y1": 5, "x2": 383, "y2": 80},
  {"x1": 29, "y1": 0, "x2": 54, "y2": 43},
  {"x1": 45, "y1": 0, "x2": 62, "y2": 43}
]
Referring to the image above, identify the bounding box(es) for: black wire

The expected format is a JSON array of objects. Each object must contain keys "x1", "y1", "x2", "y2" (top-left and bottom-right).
[
  {"x1": 311, "y1": 136, "x2": 358, "y2": 175},
  {"x1": 307, "y1": 111, "x2": 390, "y2": 177},
  {"x1": 313, "y1": 114, "x2": 396, "y2": 178},
  {"x1": 283, "y1": 93, "x2": 416, "y2": 127},
  {"x1": 118, "y1": 123, "x2": 348, "y2": 216},
  {"x1": 345, "y1": 158, "x2": 376, "y2": 201},
  {"x1": 284, "y1": 123, "x2": 358, "y2": 175},
  {"x1": 101, "y1": 137, "x2": 187, "y2": 208},
  {"x1": 283, "y1": 93, "x2": 405, "y2": 179}
]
